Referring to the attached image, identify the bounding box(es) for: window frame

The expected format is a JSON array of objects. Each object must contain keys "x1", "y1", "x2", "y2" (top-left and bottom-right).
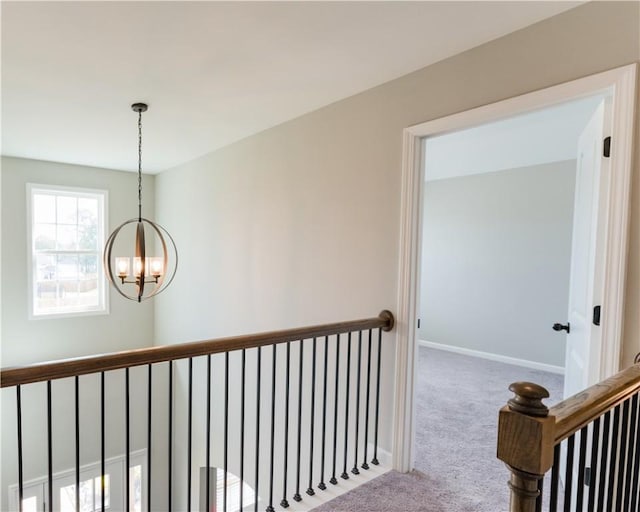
[{"x1": 27, "y1": 183, "x2": 109, "y2": 319}]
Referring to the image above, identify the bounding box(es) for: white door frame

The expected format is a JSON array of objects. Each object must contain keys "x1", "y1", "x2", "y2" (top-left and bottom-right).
[{"x1": 392, "y1": 63, "x2": 637, "y2": 472}]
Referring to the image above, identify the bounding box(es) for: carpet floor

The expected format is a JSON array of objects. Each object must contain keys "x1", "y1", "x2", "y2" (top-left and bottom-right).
[{"x1": 314, "y1": 347, "x2": 564, "y2": 511}]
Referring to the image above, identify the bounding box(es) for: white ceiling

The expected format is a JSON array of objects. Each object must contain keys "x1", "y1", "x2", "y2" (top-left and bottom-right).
[
  {"x1": 1, "y1": 1, "x2": 582, "y2": 174},
  {"x1": 424, "y1": 95, "x2": 605, "y2": 181}
]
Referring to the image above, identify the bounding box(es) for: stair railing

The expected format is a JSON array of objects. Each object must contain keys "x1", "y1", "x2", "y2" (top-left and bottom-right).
[
  {"x1": 1, "y1": 310, "x2": 394, "y2": 512},
  {"x1": 497, "y1": 362, "x2": 640, "y2": 512}
]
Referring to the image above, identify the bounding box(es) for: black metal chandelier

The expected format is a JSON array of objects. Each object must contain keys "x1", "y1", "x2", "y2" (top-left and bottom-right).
[{"x1": 103, "y1": 103, "x2": 178, "y2": 302}]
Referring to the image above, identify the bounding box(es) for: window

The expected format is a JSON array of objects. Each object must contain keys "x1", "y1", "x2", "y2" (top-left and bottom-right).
[
  {"x1": 10, "y1": 451, "x2": 145, "y2": 512},
  {"x1": 28, "y1": 184, "x2": 108, "y2": 317},
  {"x1": 59, "y1": 474, "x2": 110, "y2": 512}
]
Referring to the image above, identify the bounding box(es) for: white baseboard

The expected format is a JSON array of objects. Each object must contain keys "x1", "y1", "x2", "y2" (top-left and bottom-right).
[{"x1": 418, "y1": 340, "x2": 565, "y2": 375}]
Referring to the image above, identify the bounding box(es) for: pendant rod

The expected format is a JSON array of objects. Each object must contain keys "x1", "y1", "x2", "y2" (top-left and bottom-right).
[{"x1": 137, "y1": 109, "x2": 143, "y2": 222}]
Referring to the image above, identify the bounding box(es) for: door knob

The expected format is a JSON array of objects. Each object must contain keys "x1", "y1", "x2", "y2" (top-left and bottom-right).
[{"x1": 553, "y1": 322, "x2": 570, "y2": 333}]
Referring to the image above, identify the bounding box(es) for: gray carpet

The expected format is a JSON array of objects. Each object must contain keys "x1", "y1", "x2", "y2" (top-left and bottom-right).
[{"x1": 314, "y1": 346, "x2": 564, "y2": 511}]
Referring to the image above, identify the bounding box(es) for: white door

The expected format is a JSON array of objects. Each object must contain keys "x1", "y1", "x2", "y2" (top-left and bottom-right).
[{"x1": 562, "y1": 98, "x2": 611, "y2": 400}]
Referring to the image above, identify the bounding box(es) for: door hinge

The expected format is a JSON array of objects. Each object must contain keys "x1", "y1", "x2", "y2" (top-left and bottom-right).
[
  {"x1": 603, "y1": 136, "x2": 611, "y2": 158},
  {"x1": 593, "y1": 305, "x2": 601, "y2": 326}
]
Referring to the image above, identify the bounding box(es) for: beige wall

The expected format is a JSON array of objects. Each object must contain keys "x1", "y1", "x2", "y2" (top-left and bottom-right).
[
  {"x1": 155, "y1": 2, "x2": 639, "y2": 474},
  {"x1": 156, "y1": 1, "x2": 639, "y2": 366}
]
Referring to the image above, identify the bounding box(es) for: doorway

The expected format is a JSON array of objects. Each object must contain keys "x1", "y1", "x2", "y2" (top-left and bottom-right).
[
  {"x1": 418, "y1": 94, "x2": 607, "y2": 390},
  {"x1": 412, "y1": 95, "x2": 605, "y2": 510},
  {"x1": 392, "y1": 63, "x2": 637, "y2": 472}
]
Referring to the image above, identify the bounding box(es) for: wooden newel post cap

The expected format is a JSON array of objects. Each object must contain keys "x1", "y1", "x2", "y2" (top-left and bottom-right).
[
  {"x1": 379, "y1": 310, "x2": 395, "y2": 332},
  {"x1": 507, "y1": 382, "x2": 550, "y2": 417}
]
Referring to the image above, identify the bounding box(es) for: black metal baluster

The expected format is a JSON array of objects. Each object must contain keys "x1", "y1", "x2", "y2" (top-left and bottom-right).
[
  {"x1": 168, "y1": 361, "x2": 173, "y2": 512},
  {"x1": 126, "y1": 369, "x2": 130, "y2": 512},
  {"x1": 330, "y1": 334, "x2": 340, "y2": 485},
  {"x1": 576, "y1": 426, "x2": 588, "y2": 511},
  {"x1": 606, "y1": 405, "x2": 621, "y2": 508},
  {"x1": 147, "y1": 365, "x2": 152, "y2": 512},
  {"x1": 240, "y1": 350, "x2": 246, "y2": 511},
  {"x1": 597, "y1": 411, "x2": 612, "y2": 512},
  {"x1": 255, "y1": 347, "x2": 262, "y2": 512},
  {"x1": 616, "y1": 400, "x2": 630, "y2": 508},
  {"x1": 362, "y1": 329, "x2": 373, "y2": 470},
  {"x1": 293, "y1": 341, "x2": 304, "y2": 502},
  {"x1": 564, "y1": 434, "x2": 575, "y2": 512},
  {"x1": 630, "y1": 394, "x2": 640, "y2": 512},
  {"x1": 101, "y1": 372, "x2": 106, "y2": 512},
  {"x1": 627, "y1": 394, "x2": 639, "y2": 512},
  {"x1": 352, "y1": 331, "x2": 363, "y2": 476},
  {"x1": 267, "y1": 345, "x2": 277, "y2": 512},
  {"x1": 281, "y1": 341, "x2": 291, "y2": 508},
  {"x1": 307, "y1": 338, "x2": 317, "y2": 496},
  {"x1": 318, "y1": 336, "x2": 329, "y2": 490},
  {"x1": 587, "y1": 417, "x2": 600, "y2": 510},
  {"x1": 372, "y1": 329, "x2": 383, "y2": 466},
  {"x1": 341, "y1": 332, "x2": 352, "y2": 480},
  {"x1": 224, "y1": 352, "x2": 229, "y2": 512},
  {"x1": 75, "y1": 376, "x2": 80, "y2": 512},
  {"x1": 17, "y1": 386, "x2": 23, "y2": 512},
  {"x1": 187, "y1": 359, "x2": 193, "y2": 512},
  {"x1": 206, "y1": 355, "x2": 211, "y2": 512},
  {"x1": 48, "y1": 380, "x2": 53, "y2": 512},
  {"x1": 549, "y1": 443, "x2": 560, "y2": 512}
]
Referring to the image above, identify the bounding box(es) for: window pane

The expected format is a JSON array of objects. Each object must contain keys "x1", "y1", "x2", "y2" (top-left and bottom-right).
[
  {"x1": 79, "y1": 225, "x2": 98, "y2": 251},
  {"x1": 78, "y1": 198, "x2": 98, "y2": 225},
  {"x1": 22, "y1": 496, "x2": 38, "y2": 512},
  {"x1": 60, "y1": 483, "x2": 76, "y2": 512},
  {"x1": 57, "y1": 225, "x2": 78, "y2": 250},
  {"x1": 34, "y1": 223, "x2": 56, "y2": 250},
  {"x1": 130, "y1": 465, "x2": 142, "y2": 512},
  {"x1": 80, "y1": 478, "x2": 93, "y2": 512},
  {"x1": 79, "y1": 254, "x2": 98, "y2": 276},
  {"x1": 57, "y1": 195, "x2": 77, "y2": 224},
  {"x1": 36, "y1": 253, "x2": 56, "y2": 280},
  {"x1": 57, "y1": 254, "x2": 79, "y2": 280},
  {"x1": 34, "y1": 193, "x2": 56, "y2": 223}
]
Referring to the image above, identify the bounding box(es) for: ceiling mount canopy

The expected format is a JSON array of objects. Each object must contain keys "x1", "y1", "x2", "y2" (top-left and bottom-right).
[{"x1": 103, "y1": 102, "x2": 178, "y2": 302}]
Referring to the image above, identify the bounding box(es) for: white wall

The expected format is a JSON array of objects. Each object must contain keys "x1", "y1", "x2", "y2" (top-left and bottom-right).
[
  {"x1": 0, "y1": 156, "x2": 158, "y2": 511},
  {"x1": 419, "y1": 161, "x2": 576, "y2": 368}
]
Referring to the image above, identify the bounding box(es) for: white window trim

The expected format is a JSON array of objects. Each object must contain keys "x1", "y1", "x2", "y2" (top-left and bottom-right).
[{"x1": 27, "y1": 183, "x2": 110, "y2": 320}]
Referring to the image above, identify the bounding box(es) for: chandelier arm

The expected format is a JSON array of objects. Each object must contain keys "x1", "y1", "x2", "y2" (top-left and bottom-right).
[
  {"x1": 135, "y1": 221, "x2": 146, "y2": 302},
  {"x1": 104, "y1": 220, "x2": 141, "y2": 302},
  {"x1": 141, "y1": 218, "x2": 179, "y2": 299}
]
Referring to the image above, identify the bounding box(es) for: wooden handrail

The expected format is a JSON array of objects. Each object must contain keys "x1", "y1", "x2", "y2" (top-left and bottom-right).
[
  {"x1": 0, "y1": 310, "x2": 394, "y2": 388},
  {"x1": 551, "y1": 364, "x2": 640, "y2": 443}
]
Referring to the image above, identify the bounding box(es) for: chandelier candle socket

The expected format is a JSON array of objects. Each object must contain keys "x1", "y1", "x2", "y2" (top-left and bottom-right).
[{"x1": 103, "y1": 103, "x2": 177, "y2": 302}]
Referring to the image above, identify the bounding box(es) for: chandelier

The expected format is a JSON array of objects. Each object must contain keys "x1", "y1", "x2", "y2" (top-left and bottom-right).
[{"x1": 103, "y1": 103, "x2": 178, "y2": 302}]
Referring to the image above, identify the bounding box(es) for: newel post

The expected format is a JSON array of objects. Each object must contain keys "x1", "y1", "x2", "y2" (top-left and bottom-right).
[{"x1": 497, "y1": 382, "x2": 555, "y2": 512}]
